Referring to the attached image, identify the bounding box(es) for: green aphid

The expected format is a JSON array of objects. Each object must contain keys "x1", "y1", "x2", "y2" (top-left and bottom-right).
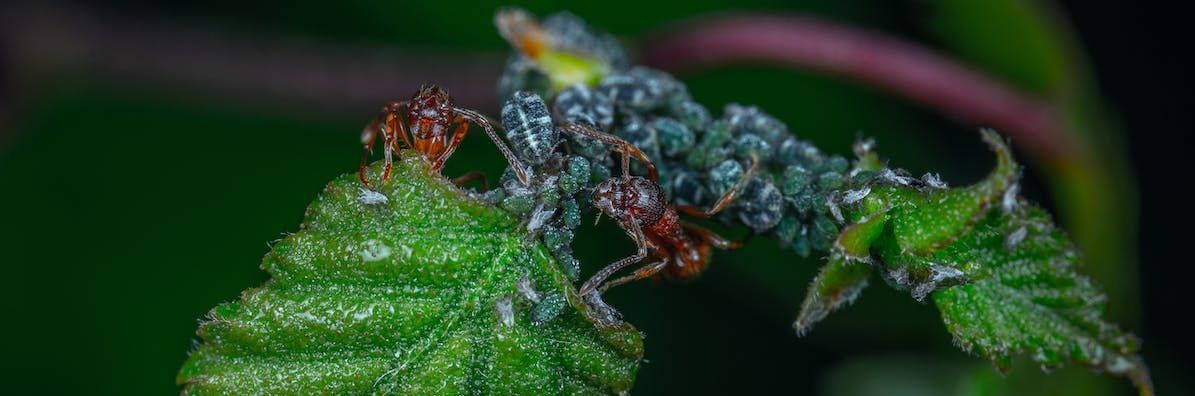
[
  {"x1": 501, "y1": 193, "x2": 536, "y2": 214},
  {"x1": 531, "y1": 293, "x2": 568, "y2": 325},
  {"x1": 688, "y1": 121, "x2": 732, "y2": 170},
  {"x1": 561, "y1": 198, "x2": 581, "y2": 228},
  {"x1": 809, "y1": 215, "x2": 839, "y2": 251},
  {"x1": 792, "y1": 190, "x2": 818, "y2": 213},
  {"x1": 825, "y1": 156, "x2": 850, "y2": 173},
  {"x1": 568, "y1": 156, "x2": 591, "y2": 184},
  {"x1": 540, "y1": 182, "x2": 561, "y2": 207},
  {"x1": 559, "y1": 174, "x2": 580, "y2": 195},
  {"x1": 818, "y1": 171, "x2": 845, "y2": 190},
  {"x1": 653, "y1": 117, "x2": 695, "y2": 157},
  {"x1": 672, "y1": 100, "x2": 711, "y2": 130},
  {"x1": 775, "y1": 214, "x2": 800, "y2": 243},
  {"x1": 708, "y1": 159, "x2": 744, "y2": 198},
  {"x1": 590, "y1": 162, "x2": 612, "y2": 183},
  {"x1": 568, "y1": 137, "x2": 609, "y2": 159},
  {"x1": 541, "y1": 225, "x2": 574, "y2": 253},
  {"x1": 733, "y1": 133, "x2": 772, "y2": 162},
  {"x1": 791, "y1": 224, "x2": 812, "y2": 257},
  {"x1": 556, "y1": 252, "x2": 581, "y2": 281},
  {"x1": 851, "y1": 169, "x2": 877, "y2": 186},
  {"x1": 781, "y1": 165, "x2": 813, "y2": 197}
]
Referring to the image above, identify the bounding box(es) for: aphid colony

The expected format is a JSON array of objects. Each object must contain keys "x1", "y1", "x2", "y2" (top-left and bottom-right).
[{"x1": 493, "y1": 10, "x2": 951, "y2": 263}]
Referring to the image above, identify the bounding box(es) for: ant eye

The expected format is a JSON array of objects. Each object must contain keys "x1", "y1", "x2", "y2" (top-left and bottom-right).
[{"x1": 501, "y1": 91, "x2": 559, "y2": 165}]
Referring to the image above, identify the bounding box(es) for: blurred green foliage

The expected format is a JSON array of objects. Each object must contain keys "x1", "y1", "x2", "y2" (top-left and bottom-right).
[{"x1": 0, "y1": 0, "x2": 1147, "y2": 394}]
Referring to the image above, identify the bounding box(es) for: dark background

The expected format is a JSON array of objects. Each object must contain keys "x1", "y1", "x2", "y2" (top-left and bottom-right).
[{"x1": 1, "y1": 1, "x2": 1190, "y2": 394}]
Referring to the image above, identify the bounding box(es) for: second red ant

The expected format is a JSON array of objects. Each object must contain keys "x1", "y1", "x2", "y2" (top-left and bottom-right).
[{"x1": 579, "y1": 147, "x2": 757, "y2": 296}]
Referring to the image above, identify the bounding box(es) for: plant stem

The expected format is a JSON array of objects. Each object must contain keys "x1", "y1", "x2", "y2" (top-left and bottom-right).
[{"x1": 641, "y1": 14, "x2": 1078, "y2": 163}]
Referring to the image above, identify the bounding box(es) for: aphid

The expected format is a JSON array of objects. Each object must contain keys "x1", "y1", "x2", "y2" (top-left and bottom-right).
[
  {"x1": 736, "y1": 177, "x2": 785, "y2": 232},
  {"x1": 578, "y1": 155, "x2": 758, "y2": 296},
  {"x1": 501, "y1": 91, "x2": 560, "y2": 165},
  {"x1": 554, "y1": 84, "x2": 614, "y2": 131},
  {"x1": 670, "y1": 100, "x2": 712, "y2": 131},
  {"x1": 597, "y1": 67, "x2": 684, "y2": 112},
  {"x1": 497, "y1": 54, "x2": 551, "y2": 108},
  {"x1": 723, "y1": 104, "x2": 789, "y2": 145},
  {"x1": 359, "y1": 85, "x2": 529, "y2": 186},
  {"x1": 652, "y1": 118, "x2": 695, "y2": 157},
  {"x1": 559, "y1": 123, "x2": 658, "y2": 182}
]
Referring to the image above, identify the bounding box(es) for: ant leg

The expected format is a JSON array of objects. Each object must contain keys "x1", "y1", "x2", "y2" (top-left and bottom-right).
[
  {"x1": 373, "y1": 101, "x2": 410, "y2": 184},
  {"x1": 682, "y1": 222, "x2": 745, "y2": 250},
  {"x1": 579, "y1": 224, "x2": 650, "y2": 296},
  {"x1": 424, "y1": 115, "x2": 471, "y2": 174},
  {"x1": 359, "y1": 117, "x2": 382, "y2": 186},
  {"x1": 560, "y1": 123, "x2": 658, "y2": 182},
  {"x1": 453, "y1": 171, "x2": 489, "y2": 190},
  {"x1": 597, "y1": 260, "x2": 667, "y2": 293},
  {"x1": 678, "y1": 153, "x2": 758, "y2": 218},
  {"x1": 454, "y1": 107, "x2": 531, "y2": 186},
  {"x1": 382, "y1": 126, "x2": 397, "y2": 182}
]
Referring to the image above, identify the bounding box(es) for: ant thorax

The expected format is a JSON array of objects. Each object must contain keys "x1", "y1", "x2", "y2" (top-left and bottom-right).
[{"x1": 592, "y1": 176, "x2": 666, "y2": 228}]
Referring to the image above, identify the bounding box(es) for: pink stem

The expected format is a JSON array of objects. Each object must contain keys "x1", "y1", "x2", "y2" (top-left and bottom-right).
[{"x1": 642, "y1": 14, "x2": 1076, "y2": 162}]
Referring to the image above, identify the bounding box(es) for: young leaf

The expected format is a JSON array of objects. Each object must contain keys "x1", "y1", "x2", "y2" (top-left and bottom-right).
[
  {"x1": 792, "y1": 255, "x2": 872, "y2": 336},
  {"x1": 929, "y1": 206, "x2": 1152, "y2": 395},
  {"x1": 177, "y1": 155, "x2": 642, "y2": 394},
  {"x1": 861, "y1": 132, "x2": 1152, "y2": 394},
  {"x1": 795, "y1": 130, "x2": 1150, "y2": 393}
]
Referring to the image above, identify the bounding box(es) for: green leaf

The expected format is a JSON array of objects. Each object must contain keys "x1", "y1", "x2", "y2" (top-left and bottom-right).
[
  {"x1": 177, "y1": 154, "x2": 642, "y2": 394},
  {"x1": 800, "y1": 131, "x2": 1151, "y2": 394},
  {"x1": 928, "y1": 206, "x2": 1151, "y2": 394}
]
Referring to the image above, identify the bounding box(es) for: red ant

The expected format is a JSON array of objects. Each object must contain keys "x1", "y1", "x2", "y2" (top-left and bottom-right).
[
  {"x1": 578, "y1": 151, "x2": 757, "y2": 296},
  {"x1": 359, "y1": 85, "x2": 530, "y2": 187}
]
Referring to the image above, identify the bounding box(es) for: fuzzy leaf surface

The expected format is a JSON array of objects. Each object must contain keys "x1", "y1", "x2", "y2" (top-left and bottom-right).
[{"x1": 178, "y1": 156, "x2": 642, "y2": 395}]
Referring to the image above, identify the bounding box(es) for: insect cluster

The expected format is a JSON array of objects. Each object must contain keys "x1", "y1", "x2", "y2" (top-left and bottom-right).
[
  {"x1": 356, "y1": 9, "x2": 957, "y2": 323},
  {"x1": 490, "y1": 91, "x2": 600, "y2": 282},
  {"x1": 493, "y1": 10, "x2": 950, "y2": 261}
]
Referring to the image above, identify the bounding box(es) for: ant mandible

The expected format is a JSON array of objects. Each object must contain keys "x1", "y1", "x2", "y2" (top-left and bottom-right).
[
  {"x1": 359, "y1": 85, "x2": 530, "y2": 187},
  {"x1": 578, "y1": 149, "x2": 757, "y2": 296}
]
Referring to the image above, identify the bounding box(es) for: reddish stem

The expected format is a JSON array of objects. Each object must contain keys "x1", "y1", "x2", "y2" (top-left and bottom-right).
[{"x1": 642, "y1": 14, "x2": 1076, "y2": 162}]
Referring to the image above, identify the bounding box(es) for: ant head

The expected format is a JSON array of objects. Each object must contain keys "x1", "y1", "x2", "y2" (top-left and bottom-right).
[
  {"x1": 591, "y1": 176, "x2": 665, "y2": 226},
  {"x1": 407, "y1": 85, "x2": 454, "y2": 140}
]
